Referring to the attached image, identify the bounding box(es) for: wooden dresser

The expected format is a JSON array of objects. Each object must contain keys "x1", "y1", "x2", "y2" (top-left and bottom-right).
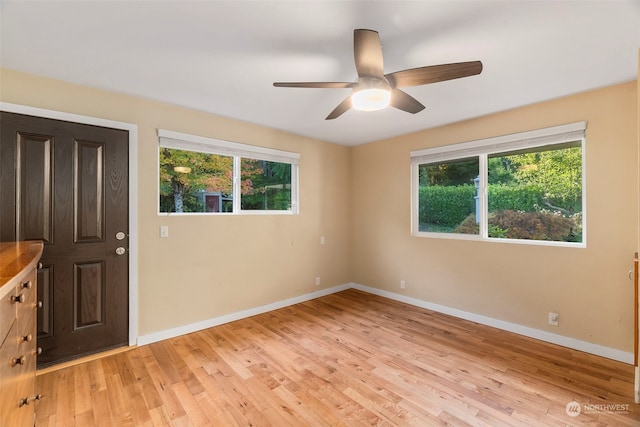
[{"x1": 0, "y1": 241, "x2": 43, "y2": 427}]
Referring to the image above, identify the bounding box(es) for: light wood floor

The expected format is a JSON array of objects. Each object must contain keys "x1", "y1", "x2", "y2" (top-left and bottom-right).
[{"x1": 35, "y1": 289, "x2": 640, "y2": 426}]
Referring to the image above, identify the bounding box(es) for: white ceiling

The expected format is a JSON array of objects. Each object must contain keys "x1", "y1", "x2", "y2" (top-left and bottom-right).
[{"x1": 1, "y1": 1, "x2": 639, "y2": 146}]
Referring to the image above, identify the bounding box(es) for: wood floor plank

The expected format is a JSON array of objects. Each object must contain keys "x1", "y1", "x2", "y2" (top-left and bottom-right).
[{"x1": 35, "y1": 289, "x2": 640, "y2": 426}]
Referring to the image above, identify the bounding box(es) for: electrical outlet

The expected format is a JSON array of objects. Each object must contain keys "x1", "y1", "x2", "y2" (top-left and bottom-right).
[
  {"x1": 548, "y1": 312, "x2": 559, "y2": 326},
  {"x1": 315, "y1": 277, "x2": 321, "y2": 286},
  {"x1": 400, "y1": 280, "x2": 406, "y2": 289},
  {"x1": 160, "y1": 225, "x2": 169, "y2": 238}
]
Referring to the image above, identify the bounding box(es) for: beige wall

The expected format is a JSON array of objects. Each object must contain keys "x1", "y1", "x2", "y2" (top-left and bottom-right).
[
  {"x1": 0, "y1": 68, "x2": 351, "y2": 336},
  {"x1": 351, "y1": 81, "x2": 638, "y2": 352},
  {"x1": 2, "y1": 67, "x2": 638, "y2": 354}
]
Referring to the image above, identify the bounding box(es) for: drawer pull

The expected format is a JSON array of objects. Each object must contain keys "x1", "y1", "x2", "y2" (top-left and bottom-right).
[
  {"x1": 18, "y1": 394, "x2": 43, "y2": 407},
  {"x1": 21, "y1": 281, "x2": 32, "y2": 290},
  {"x1": 21, "y1": 334, "x2": 33, "y2": 343},
  {"x1": 11, "y1": 294, "x2": 25, "y2": 304},
  {"x1": 34, "y1": 347, "x2": 42, "y2": 356},
  {"x1": 10, "y1": 355, "x2": 26, "y2": 367},
  {"x1": 34, "y1": 301, "x2": 43, "y2": 310}
]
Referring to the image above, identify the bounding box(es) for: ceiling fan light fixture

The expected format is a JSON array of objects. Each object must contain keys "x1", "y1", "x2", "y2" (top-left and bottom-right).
[{"x1": 351, "y1": 87, "x2": 391, "y2": 111}]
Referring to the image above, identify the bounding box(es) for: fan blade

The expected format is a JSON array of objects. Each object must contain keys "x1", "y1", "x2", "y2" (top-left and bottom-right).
[
  {"x1": 354, "y1": 29, "x2": 384, "y2": 78},
  {"x1": 386, "y1": 61, "x2": 483, "y2": 88},
  {"x1": 390, "y1": 89, "x2": 425, "y2": 114},
  {"x1": 274, "y1": 82, "x2": 355, "y2": 89},
  {"x1": 325, "y1": 96, "x2": 352, "y2": 120}
]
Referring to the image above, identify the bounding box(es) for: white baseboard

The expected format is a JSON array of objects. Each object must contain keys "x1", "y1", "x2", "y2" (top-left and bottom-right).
[
  {"x1": 137, "y1": 283, "x2": 351, "y2": 346},
  {"x1": 350, "y1": 283, "x2": 634, "y2": 364},
  {"x1": 137, "y1": 281, "x2": 633, "y2": 364}
]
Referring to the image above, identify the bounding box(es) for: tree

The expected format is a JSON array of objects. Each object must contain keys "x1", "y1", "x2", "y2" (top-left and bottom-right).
[
  {"x1": 159, "y1": 148, "x2": 233, "y2": 213},
  {"x1": 419, "y1": 158, "x2": 478, "y2": 186},
  {"x1": 240, "y1": 159, "x2": 292, "y2": 210},
  {"x1": 487, "y1": 157, "x2": 516, "y2": 185},
  {"x1": 507, "y1": 146, "x2": 582, "y2": 213}
]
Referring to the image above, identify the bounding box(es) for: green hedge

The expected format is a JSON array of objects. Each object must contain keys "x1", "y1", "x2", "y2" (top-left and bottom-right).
[
  {"x1": 419, "y1": 184, "x2": 546, "y2": 227},
  {"x1": 419, "y1": 185, "x2": 476, "y2": 226},
  {"x1": 487, "y1": 184, "x2": 545, "y2": 213}
]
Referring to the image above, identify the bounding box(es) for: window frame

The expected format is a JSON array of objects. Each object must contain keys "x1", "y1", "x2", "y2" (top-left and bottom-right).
[
  {"x1": 158, "y1": 129, "x2": 300, "y2": 215},
  {"x1": 410, "y1": 122, "x2": 587, "y2": 247}
]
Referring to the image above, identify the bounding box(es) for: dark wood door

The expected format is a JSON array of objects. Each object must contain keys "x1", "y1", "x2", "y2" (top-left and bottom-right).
[{"x1": 0, "y1": 112, "x2": 129, "y2": 367}]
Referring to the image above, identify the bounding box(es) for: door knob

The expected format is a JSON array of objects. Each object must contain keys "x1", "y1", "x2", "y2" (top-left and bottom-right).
[{"x1": 115, "y1": 247, "x2": 126, "y2": 256}]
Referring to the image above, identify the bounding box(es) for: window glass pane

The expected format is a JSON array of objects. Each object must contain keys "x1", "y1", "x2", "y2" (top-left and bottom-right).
[
  {"x1": 487, "y1": 142, "x2": 582, "y2": 242},
  {"x1": 418, "y1": 158, "x2": 480, "y2": 234},
  {"x1": 240, "y1": 159, "x2": 292, "y2": 211},
  {"x1": 159, "y1": 148, "x2": 233, "y2": 213}
]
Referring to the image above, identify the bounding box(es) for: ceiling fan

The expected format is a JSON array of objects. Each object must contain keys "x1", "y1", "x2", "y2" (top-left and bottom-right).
[{"x1": 274, "y1": 29, "x2": 483, "y2": 120}]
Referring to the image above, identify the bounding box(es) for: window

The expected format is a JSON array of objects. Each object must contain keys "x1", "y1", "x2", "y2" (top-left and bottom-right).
[
  {"x1": 417, "y1": 157, "x2": 479, "y2": 235},
  {"x1": 158, "y1": 129, "x2": 299, "y2": 214},
  {"x1": 411, "y1": 122, "x2": 586, "y2": 246}
]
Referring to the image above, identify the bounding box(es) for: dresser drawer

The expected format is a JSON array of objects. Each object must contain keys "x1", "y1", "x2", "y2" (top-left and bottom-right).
[
  {"x1": 0, "y1": 283, "x2": 17, "y2": 344},
  {"x1": 16, "y1": 269, "x2": 37, "y2": 336},
  {"x1": 0, "y1": 241, "x2": 42, "y2": 427},
  {"x1": 0, "y1": 321, "x2": 21, "y2": 427}
]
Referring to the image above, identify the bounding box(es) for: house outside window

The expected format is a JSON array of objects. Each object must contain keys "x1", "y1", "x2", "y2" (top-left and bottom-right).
[
  {"x1": 411, "y1": 122, "x2": 586, "y2": 247},
  {"x1": 158, "y1": 129, "x2": 299, "y2": 215}
]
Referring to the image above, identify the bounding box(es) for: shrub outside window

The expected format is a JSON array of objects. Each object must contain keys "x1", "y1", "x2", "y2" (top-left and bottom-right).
[
  {"x1": 158, "y1": 130, "x2": 299, "y2": 214},
  {"x1": 411, "y1": 122, "x2": 586, "y2": 246}
]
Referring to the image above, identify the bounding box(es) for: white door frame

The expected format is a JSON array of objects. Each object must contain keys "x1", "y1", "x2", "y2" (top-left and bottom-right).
[
  {"x1": 0, "y1": 102, "x2": 139, "y2": 347},
  {"x1": 636, "y1": 50, "x2": 640, "y2": 404}
]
